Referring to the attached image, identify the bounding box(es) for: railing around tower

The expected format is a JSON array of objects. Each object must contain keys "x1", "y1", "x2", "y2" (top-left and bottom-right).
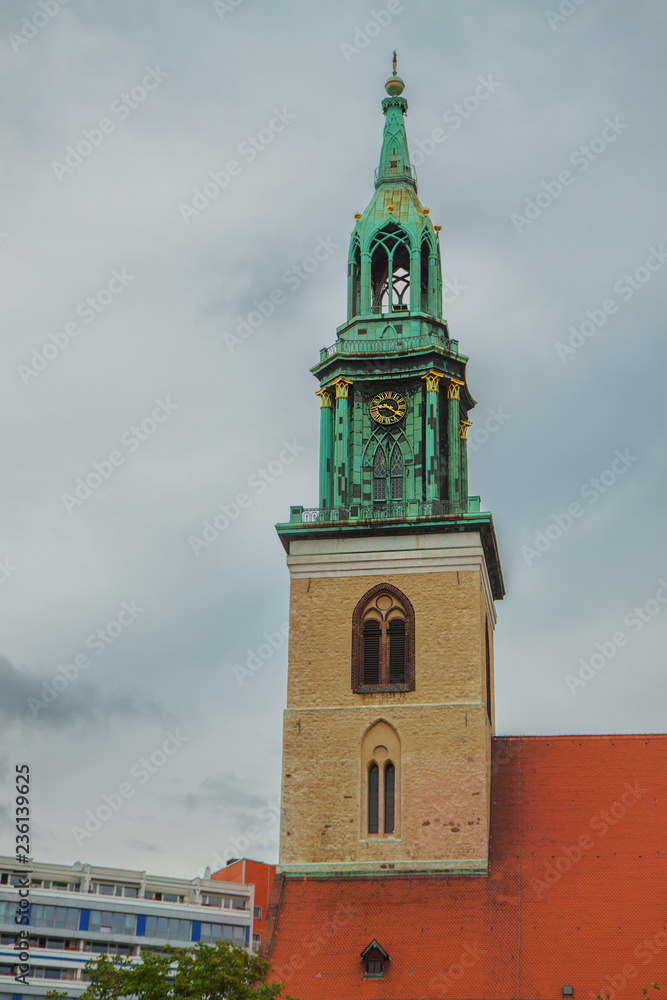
[
  {"x1": 289, "y1": 497, "x2": 482, "y2": 525},
  {"x1": 322, "y1": 332, "x2": 457, "y2": 361}
]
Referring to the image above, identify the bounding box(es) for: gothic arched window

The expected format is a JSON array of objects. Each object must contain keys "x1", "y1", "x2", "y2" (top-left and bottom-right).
[
  {"x1": 372, "y1": 445, "x2": 387, "y2": 501},
  {"x1": 389, "y1": 445, "x2": 403, "y2": 500},
  {"x1": 352, "y1": 584, "x2": 415, "y2": 692},
  {"x1": 372, "y1": 443, "x2": 403, "y2": 504},
  {"x1": 384, "y1": 762, "x2": 395, "y2": 834},
  {"x1": 368, "y1": 763, "x2": 379, "y2": 834},
  {"x1": 361, "y1": 721, "x2": 401, "y2": 839}
]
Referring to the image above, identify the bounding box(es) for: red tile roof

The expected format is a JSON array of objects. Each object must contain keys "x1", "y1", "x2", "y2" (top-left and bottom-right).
[{"x1": 265, "y1": 736, "x2": 667, "y2": 1000}]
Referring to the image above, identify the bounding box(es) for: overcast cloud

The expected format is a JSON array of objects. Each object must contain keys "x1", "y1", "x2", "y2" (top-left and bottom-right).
[{"x1": 1, "y1": 0, "x2": 665, "y2": 877}]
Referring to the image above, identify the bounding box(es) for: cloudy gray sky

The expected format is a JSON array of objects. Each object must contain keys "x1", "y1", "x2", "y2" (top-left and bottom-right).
[{"x1": 1, "y1": 0, "x2": 665, "y2": 878}]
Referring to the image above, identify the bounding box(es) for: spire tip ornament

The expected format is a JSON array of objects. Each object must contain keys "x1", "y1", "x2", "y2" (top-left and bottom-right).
[{"x1": 385, "y1": 50, "x2": 405, "y2": 96}]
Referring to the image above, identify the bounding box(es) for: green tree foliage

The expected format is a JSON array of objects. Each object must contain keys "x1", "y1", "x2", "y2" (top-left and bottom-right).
[{"x1": 46, "y1": 941, "x2": 292, "y2": 1000}]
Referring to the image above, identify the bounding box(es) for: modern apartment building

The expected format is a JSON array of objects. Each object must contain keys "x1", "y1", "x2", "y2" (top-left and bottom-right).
[
  {"x1": 0, "y1": 857, "x2": 253, "y2": 1000},
  {"x1": 212, "y1": 858, "x2": 276, "y2": 954}
]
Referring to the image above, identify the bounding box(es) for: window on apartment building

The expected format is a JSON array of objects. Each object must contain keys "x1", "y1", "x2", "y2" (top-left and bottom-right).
[
  {"x1": 88, "y1": 911, "x2": 136, "y2": 935},
  {"x1": 27, "y1": 878, "x2": 78, "y2": 891},
  {"x1": 0, "y1": 873, "x2": 8, "y2": 884},
  {"x1": 252, "y1": 933, "x2": 261, "y2": 950},
  {"x1": 92, "y1": 883, "x2": 139, "y2": 898},
  {"x1": 202, "y1": 894, "x2": 223, "y2": 907},
  {"x1": 145, "y1": 916, "x2": 191, "y2": 942},
  {"x1": 199, "y1": 922, "x2": 222, "y2": 944},
  {"x1": 351, "y1": 584, "x2": 415, "y2": 692},
  {"x1": 84, "y1": 941, "x2": 132, "y2": 955},
  {"x1": 28, "y1": 937, "x2": 77, "y2": 950},
  {"x1": 0, "y1": 965, "x2": 14, "y2": 976},
  {"x1": 45, "y1": 939, "x2": 67, "y2": 950},
  {"x1": 33, "y1": 968, "x2": 79, "y2": 981},
  {"x1": 253, "y1": 906, "x2": 262, "y2": 920},
  {"x1": 29, "y1": 905, "x2": 80, "y2": 930},
  {"x1": 200, "y1": 923, "x2": 245, "y2": 946},
  {"x1": 223, "y1": 925, "x2": 246, "y2": 945}
]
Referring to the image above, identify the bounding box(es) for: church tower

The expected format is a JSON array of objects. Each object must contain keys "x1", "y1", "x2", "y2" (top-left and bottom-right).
[{"x1": 275, "y1": 58, "x2": 504, "y2": 876}]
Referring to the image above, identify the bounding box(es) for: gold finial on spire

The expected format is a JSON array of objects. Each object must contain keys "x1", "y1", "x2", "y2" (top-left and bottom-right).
[{"x1": 385, "y1": 52, "x2": 405, "y2": 96}]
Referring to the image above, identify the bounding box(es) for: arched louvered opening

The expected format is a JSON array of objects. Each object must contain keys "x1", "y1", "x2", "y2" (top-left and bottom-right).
[
  {"x1": 420, "y1": 237, "x2": 431, "y2": 311},
  {"x1": 384, "y1": 762, "x2": 395, "y2": 834},
  {"x1": 371, "y1": 243, "x2": 389, "y2": 313},
  {"x1": 373, "y1": 445, "x2": 387, "y2": 502},
  {"x1": 387, "y1": 618, "x2": 406, "y2": 683},
  {"x1": 368, "y1": 763, "x2": 379, "y2": 835},
  {"x1": 363, "y1": 619, "x2": 381, "y2": 685},
  {"x1": 370, "y1": 225, "x2": 411, "y2": 314},
  {"x1": 348, "y1": 240, "x2": 361, "y2": 318},
  {"x1": 352, "y1": 584, "x2": 414, "y2": 692}
]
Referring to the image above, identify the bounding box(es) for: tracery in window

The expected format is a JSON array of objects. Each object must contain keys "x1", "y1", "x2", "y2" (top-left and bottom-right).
[
  {"x1": 372, "y1": 443, "x2": 404, "y2": 504},
  {"x1": 352, "y1": 584, "x2": 415, "y2": 692}
]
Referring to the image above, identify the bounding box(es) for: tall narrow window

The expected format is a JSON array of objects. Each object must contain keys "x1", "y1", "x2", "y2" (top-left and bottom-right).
[
  {"x1": 368, "y1": 764, "x2": 379, "y2": 834},
  {"x1": 387, "y1": 618, "x2": 406, "y2": 683},
  {"x1": 389, "y1": 445, "x2": 403, "y2": 499},
  {"x1": 384, "y1": 763, "x2": 395, "y2": 834},
  {"x1": 373, "y1": 446, "x2": 387, "y2": 501},
  {"x1": 352, "y1": 584, "x2": 415, "y2": 693},
  {"x1": 363, "y1": 620, "x2": 381, "y2": 685}
]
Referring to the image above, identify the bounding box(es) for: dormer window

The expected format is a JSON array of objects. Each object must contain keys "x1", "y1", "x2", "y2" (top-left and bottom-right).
[{"x1": 361, "y1": 940, "x2": 390, "y2": 978}]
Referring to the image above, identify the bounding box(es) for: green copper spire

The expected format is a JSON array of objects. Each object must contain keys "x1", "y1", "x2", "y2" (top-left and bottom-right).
[
  {"x1": 276, "y1": 62, "x2": 505, "y2": 604},
  {"x1": 344, "y1": 58, "x2": 443, "y2": 323},
  {"x1": 376, "y1": 52, "x2": 413, "y2": 189}
]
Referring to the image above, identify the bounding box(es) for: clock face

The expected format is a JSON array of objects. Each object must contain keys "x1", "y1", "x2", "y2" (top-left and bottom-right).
[{"x1": 369, "y1": 390, "x2": 407, "y2": 425}]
